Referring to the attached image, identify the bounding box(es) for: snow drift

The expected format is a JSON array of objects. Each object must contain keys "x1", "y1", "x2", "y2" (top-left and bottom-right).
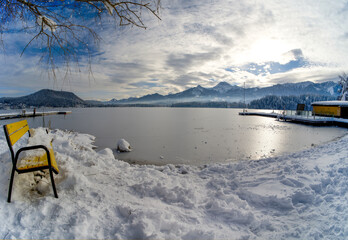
[{"x1": 0, "y1": 127, "x2": 347, "y2": 239}]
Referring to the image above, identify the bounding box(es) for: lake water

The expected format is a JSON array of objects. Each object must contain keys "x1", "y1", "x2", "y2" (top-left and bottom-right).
[{"x1": 1, "y1": 107, "x2": 346, "y2": 165}]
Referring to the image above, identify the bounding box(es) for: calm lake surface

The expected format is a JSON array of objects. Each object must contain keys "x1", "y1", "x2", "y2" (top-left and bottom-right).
[{"x1": 1, "y1": 107, "x2": 346, "y2": 165}]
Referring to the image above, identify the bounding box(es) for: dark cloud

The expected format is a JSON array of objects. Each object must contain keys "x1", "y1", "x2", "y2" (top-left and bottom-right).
[
  {"x1": 343, "y1": 32, "x2": 348, "y2": 39},
  {"x1": 168, "y1": 70, "x2": 224, "y2": 88},
  {"x1": 288, "y1": 49, "x2": 304, "y2": 60},
  {"x1": 106, "y1": 61, "x2": 153, "y2": 84},
  {"x1": 184, "y1": 23, "x2": 234, "y2": 45},
  {"x1": 168, "y1": 73, "x2": 203, "y2": 87},
  {"x1": 166, "y1": 49, "x2": 222, "y2": 73}
]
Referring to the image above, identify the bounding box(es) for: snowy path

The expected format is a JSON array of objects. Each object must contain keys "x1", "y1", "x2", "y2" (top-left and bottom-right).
[{"x1": 0, "y1": 128, "x2": 347, "y2": 239}]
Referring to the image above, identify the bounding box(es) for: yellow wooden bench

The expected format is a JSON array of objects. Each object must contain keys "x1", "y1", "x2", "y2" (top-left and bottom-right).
[{"x1": 3, "y1": 119, "x2": 59, "y2": 202}]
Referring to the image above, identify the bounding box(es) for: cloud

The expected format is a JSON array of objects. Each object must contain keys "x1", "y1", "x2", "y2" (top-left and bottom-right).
[
  {"x1": 106, "y1": 62, "x2": 154, "y2": 83},
  {"x1": 166, "y1": 49, "x2": 222, "y2": 73},
  {"x1": 279, "y1": 49, "x2": 304, "y2": 65},
  {"x1": 234, "y1": 48, "x2": 307, "y2": 78},
  {"x1": 129, "y1": 81, "x2": 160, "y2": 88},
  {"x1": 1, "y1": 0, "x2": 348, "y2": 100},
  {"x1": 183, "y1": 24, "x2": 234, "y2": 46},
  {"x1": 265, "y1": 66, "x2": 340, "y2": 86}
]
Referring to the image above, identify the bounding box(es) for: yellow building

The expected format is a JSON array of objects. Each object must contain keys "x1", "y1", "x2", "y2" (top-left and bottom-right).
[{"x1": 312, "y1": 101, "x2": 348, "y2": 118}]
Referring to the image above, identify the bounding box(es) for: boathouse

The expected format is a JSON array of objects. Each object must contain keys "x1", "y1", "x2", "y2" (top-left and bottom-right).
[{"x1": 312, "y1": 101, "x2": 348, "y2": 118}]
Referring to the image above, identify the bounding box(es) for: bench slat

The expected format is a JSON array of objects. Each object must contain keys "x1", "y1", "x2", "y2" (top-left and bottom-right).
[
  {"x1": 17, "y1": 146, "x2": 59, "y2": 174},
  {"x1": 6, "y1": 120, "x2": 28, "y2": 135},
  {"x1": 6, "y1": 123, "x2": 30, "y2": 146}
]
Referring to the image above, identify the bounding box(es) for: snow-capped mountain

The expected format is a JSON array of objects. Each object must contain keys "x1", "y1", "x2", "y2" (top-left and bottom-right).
[
  {"x1": 210, "y1": 82, "x2": 238, "y2": 94},
  {"x1": 167, "y1": 85, "x2": 216, "y2": 99},
  {"x1": 106, "y1": 81, "x2": 339, "y2": 104}
]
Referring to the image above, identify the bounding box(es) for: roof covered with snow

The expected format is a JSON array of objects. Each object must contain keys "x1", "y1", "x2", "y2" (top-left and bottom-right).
[{"x1": 312, "y1": 100, "x2": 348, "y2": 106}]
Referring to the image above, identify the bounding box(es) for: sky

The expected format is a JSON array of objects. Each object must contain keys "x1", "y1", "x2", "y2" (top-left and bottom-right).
[{"x1": 1, "y1": 0, "x2": 348, "y2": 100}]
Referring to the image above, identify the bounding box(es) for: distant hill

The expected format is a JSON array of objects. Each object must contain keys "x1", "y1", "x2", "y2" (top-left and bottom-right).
[
  {"x1": 0, "y1": 89, "x2": 86, "y2": 108},
  {"x1": 106, "y1": 81, "x2": 340, "y2": 104}
]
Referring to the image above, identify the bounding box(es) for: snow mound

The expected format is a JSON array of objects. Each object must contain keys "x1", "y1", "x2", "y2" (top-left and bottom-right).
[
  {"x1": 21, "y1": 128, "x2": 53, "y2": 158},
  {"x1": 0, "y1": 127, "x2": 347, "y2": 239},
  {"x1": 117, "y1": 138, "x2": 132, "y2": 152}
]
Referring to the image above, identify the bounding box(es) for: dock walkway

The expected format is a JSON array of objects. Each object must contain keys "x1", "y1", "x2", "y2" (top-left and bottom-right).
[
  {"x1": 239, "y1": 111, "x2": 348, "y2": 128},
  {"x1": 0, "y1": 111, "x2": 71, "y2": 120}
]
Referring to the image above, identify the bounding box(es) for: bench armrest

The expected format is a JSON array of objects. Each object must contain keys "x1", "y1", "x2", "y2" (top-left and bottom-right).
[{"x1": 14, "y1": 145, "x2": 53, "y2": 168}]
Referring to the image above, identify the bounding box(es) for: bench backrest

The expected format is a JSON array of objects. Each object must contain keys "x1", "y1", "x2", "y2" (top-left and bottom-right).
[{"x1": 3, "y1": 120, "x2": 29, "y2": 146}]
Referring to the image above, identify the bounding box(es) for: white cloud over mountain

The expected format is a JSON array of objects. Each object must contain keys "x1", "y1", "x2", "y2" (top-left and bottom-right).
[{"x1": 1, "y1": 0, "x2": 348, "y2": 100}]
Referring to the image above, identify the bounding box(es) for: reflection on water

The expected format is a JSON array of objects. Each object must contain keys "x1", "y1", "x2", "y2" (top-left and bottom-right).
[{"x1": 1, "y1": 107, "x2": 346, "y2": 165}]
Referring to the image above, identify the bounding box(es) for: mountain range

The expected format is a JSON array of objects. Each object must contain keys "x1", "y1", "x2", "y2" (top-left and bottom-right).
[
  {"x1": 106, "y1": 81, "x2": 340, "y2": 105},
  {"x1": 0, "y1": 81, "x2": 340, "y2": 108}
]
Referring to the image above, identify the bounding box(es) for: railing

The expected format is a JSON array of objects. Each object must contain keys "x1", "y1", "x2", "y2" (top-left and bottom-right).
[
  {"x1": 278, "y1": 110, "x2": 336, "y2": 120},
  {"x1": 283, "y1": 110, "x2": 313, "y2": 117}
]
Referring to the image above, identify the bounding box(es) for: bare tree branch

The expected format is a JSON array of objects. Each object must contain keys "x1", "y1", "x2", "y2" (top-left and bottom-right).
[{"x1": 0, "y1": 0, "x2": 161, "y2": 81}]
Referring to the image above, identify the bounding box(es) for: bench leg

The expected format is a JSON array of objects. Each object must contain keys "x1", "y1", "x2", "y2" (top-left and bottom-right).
[
  {"x1": 7, "y1": 167, "x2": 16, "y2": 203},
  {"x1": 49, "y1": 168, "x2": 58, "y2": 198}
]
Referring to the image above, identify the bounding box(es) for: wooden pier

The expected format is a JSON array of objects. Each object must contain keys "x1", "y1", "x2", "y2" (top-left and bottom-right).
[
  {"x1": 239, "y1": 111, "x2": 348, "y2": 128},
  {"x1": 0, "y1": 111, "x2": 71, "y2": 120}
]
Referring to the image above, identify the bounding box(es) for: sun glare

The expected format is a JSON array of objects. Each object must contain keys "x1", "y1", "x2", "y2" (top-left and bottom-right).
[{"x1": 247, "y1": 38, "x2": 291, "y2": 63}]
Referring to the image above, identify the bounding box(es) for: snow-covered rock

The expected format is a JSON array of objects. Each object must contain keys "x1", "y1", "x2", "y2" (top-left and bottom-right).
[
  {"x1": 117, "y1": 138, "x2": 132, "y2": 152},
  {"x1": 37, "y1": 178, "x2": 50, "y2": 194}
]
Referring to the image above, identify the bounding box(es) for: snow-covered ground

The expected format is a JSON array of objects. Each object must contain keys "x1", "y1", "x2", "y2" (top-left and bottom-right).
[{"x1": 0, "y1": 126, "x2": 347, "y2": 239}]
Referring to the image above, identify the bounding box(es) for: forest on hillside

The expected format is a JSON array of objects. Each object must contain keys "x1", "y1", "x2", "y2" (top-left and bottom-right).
[{"x1": 248, "y1": 95, "x2": 337, "y2": 110}]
